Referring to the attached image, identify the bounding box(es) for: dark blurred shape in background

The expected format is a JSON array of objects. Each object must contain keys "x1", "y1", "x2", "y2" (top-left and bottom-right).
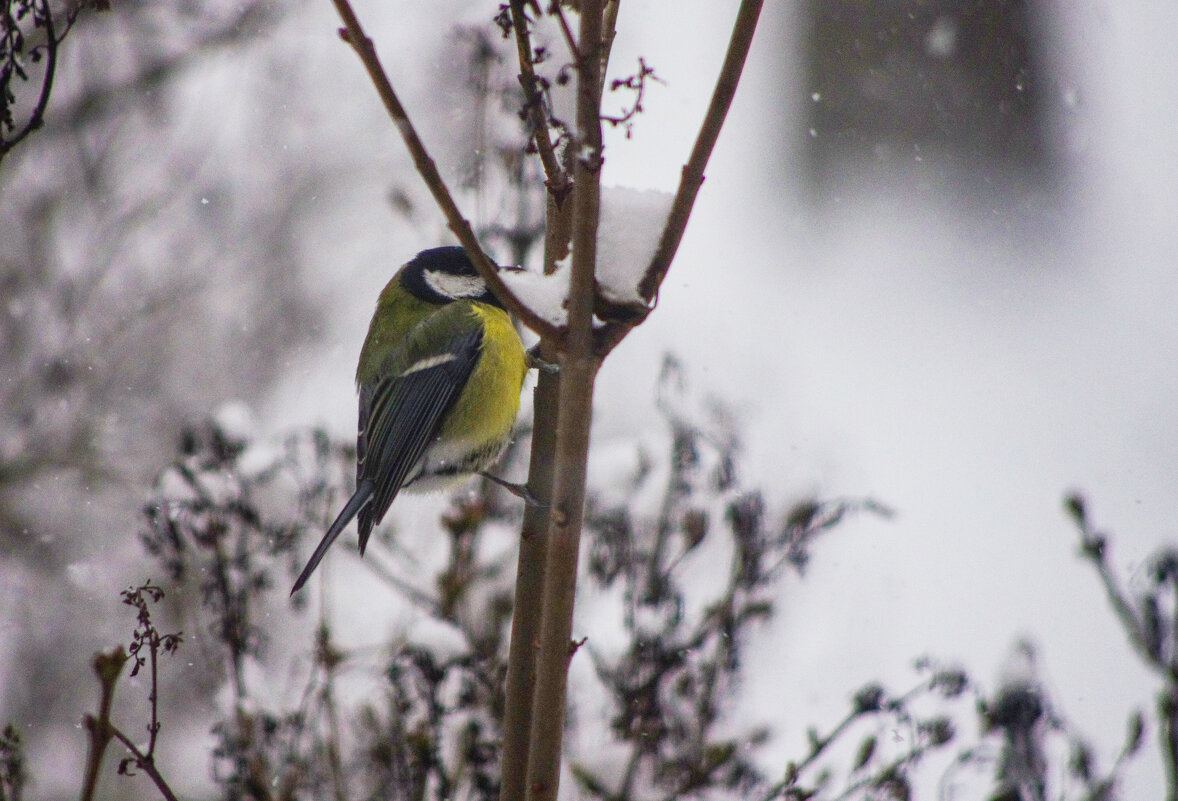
[{"x1": 801, "y1": 0, "x2": 1061, "y2": 194}]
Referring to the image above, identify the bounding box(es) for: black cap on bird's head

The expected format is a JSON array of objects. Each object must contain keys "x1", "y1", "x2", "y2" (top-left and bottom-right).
[{"x1": 400, "y1": 246, "x2": 507, "y2": 308}]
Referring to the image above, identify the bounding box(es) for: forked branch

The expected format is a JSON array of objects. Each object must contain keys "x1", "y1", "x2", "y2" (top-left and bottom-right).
[{"x1": 595, "y1": 0, "x2": 765, "y2": 356}]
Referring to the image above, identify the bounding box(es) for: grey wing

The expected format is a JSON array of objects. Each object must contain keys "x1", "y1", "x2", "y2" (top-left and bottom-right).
[
  {"x1": 355, "y1": 383, "x2": 375, "y2": 542},
  {"x1": 355, "y1": 327, "x2": 482, "y2": 552}
]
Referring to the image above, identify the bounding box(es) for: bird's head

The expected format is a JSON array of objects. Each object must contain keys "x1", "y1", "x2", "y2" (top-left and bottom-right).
[{"x1": 400, "y1": 246, "x2": 515, "y2": 309}]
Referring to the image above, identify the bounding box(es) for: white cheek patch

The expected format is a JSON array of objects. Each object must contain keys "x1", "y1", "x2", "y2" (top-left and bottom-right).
[
  {"x1": 400, "y1": 353, "x2": 458, "y2": 376},
  {"x1": 424, "y1": 269, "x2": 487, "y2": 299}
]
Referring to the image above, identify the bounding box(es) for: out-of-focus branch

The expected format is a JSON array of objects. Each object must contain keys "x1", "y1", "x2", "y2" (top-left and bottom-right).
[
  {"x1": 328, "y1": 0, "x2": 560, "y2": 341},
  {"x1": 80, "y1": 648, "x2": 127, "y2": 801},
  {"x1": 41, "y1": 1, "x2": 274, "y2": 137},
  {"x1": 594, "y1": 0, "x2": 765, "y2": 356},
  {"x1": 315, "y1": 625, "x2": 349, "y2": 801},
  {"x1": 1065, "y1": 492, "x2": 1178, "y2": 801},
  {"x1": 1065, "y1": 494, "x2": 1156, "y2": 669},
  {"x1": 761, "y1": 677, "x2": 960, "y2": 801}
]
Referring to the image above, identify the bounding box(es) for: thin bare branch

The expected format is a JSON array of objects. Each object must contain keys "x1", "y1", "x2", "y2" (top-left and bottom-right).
[
  {"x1": 147, "y1": 637, "x2": 160, "y2": 758},
  {"x1": 595, "y1": 0, "x2": 765, "y2": 356},
  {"x1": 328, "y1": 0, "x2": 561, "y2": 340},
  {"x1": 637, "y1": 0, "x2": 763, "y2": 301},
  {"x1": 0, "y1": 0, "x2": 58, "y2": 162},
  {"x1": 107, "y1": 728, "x2": 182, "y2": 801},
  {"x1": 508, "y1": 0, "x2": 570, "y2": 201},
  {"x1": 550, "y1": 2, "x2": 581, "y2": 64}
]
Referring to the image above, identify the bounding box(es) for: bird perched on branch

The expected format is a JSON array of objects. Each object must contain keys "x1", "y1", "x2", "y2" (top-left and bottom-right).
[{"x1": 292, "y1": 246, "x2": 528, "y2": 594}]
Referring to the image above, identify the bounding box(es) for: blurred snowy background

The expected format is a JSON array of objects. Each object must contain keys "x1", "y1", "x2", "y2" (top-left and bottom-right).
[{"x1": 2, "y1": 0, "x2": 1175, "y2": 798}]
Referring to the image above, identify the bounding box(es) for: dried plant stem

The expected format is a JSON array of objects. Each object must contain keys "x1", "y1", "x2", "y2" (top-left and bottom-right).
[
  {"x1": 1085, "y1": 536, "x2": 1178, "y2": 797},
  {"x1": 307, "y1": 624, "x2": 349, "y2": 801},
  {"x1": 328, "y1": 0, "x2": 560, "y2": 340},
  {"x1": 80, "y1": 648, "x2": 180, "y2": 801},
  {"x1": 1080, "y1": 545, "x2": 1154, "y2": 665},
  {"x1": 106, "y1": 730, "x2": 181, "y2": 801},
  {"x1": 1070, "y1": 499, "x2": 1178, "y2": 800},
  {"x1": 80, "y1": 650, "x2": 124, "y2": 801},
  {"x1": 147, "y1": 636, "x2": 160, "y2": 757}
]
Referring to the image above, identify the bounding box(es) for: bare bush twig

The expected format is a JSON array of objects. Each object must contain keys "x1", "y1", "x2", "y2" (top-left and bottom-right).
[
  {"x1": 79, "y1": 583, "x2": 182, "y2": 801},
  {"x1": 0, "y1": 0, "x2": 101, "y2": 162},
  {"x1": 601, "y1": 57, "x2": 663, "y2": 138},
  {"x1": 1066, "y1": 492, "x2": 1178, "y2": 801}
]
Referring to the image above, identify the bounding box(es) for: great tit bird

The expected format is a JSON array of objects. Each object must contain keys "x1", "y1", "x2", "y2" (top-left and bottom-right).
[{"x1": 291, "y1": 246, "x2": 528, "y2": 594}]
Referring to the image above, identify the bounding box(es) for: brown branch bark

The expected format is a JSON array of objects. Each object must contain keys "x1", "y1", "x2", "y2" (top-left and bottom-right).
[
  {"x1": 499, "y1": 181, "x2": 575, "y2": 801},
  {"x1": 594, "y1": 0, "x2": 765, "y2": 356},
  {"x1": 523, "y1": 3, "x2": 606, "y2": 799},
  {"x1": 550, "y1": 3, "x2": 582, "y2": 64},
  {"x1": 328, "y1": 0, "x2": 560, "y2": 341},
  {"x1": 498, "y1": 340, "x2": 559, "y2": 801}
]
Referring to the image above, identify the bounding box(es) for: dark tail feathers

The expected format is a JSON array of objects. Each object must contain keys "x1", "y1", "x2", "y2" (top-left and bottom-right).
[{"x1": 290, "y1": 480, "x2": 374, "y2": 595}]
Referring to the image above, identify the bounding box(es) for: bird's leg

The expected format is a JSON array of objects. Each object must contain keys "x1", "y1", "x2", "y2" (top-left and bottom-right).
[
  {"x1": 480, "y1": 471, "x2": 547, "y2": 507},
  {"x1": 525, "y1": 344, "x2": 560, "y2": 374}
]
